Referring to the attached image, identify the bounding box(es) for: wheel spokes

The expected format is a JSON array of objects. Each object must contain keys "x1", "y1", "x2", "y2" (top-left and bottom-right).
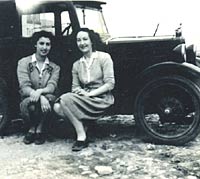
[{"x1": 142, "y1": 85, "x2": 197, "y2": 138}]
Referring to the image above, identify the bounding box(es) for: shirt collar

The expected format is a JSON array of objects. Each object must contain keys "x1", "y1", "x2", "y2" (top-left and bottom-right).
[
  {"x1": 80, "y1": 51, "x2": 98, "y2": 62},
  {"x1": 31, "y1": 53, "x2": 50, "y2": 64}
]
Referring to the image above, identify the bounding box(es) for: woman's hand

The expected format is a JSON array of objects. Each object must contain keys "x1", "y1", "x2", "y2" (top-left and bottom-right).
[
  {"x1": 40, "y1": 95, "x2": 51, "y2": 113},
  {"x1": 30, "y1": 89, "x2": 42, "y2": 102},
  {"x1": 73, "y1": 88, "x2": 90, "y2": 97}
]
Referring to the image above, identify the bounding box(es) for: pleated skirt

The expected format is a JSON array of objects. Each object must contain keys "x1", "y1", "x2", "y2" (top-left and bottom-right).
[{"x1": 59, "y1": 92, "x2": 114, "y2": 120}]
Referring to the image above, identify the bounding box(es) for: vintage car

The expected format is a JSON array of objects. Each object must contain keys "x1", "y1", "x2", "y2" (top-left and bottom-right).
[{"x1": 0, "y1": 0, "x2": 199, "y2": 145}]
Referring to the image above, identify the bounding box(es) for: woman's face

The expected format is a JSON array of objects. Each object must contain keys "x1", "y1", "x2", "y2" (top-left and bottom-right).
[
  {"x1": 35, "y1": 37, "x2": 51, "y2": 57},
  {"x1": 76, "y1": 31, "x2": 92, "y2": 54}
]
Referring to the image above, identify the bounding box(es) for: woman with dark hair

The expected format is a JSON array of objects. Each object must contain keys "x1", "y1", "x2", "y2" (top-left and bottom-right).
[
  {"x1": 54, "y1": 28, "x2": 115, "y2": 151},
  {"x1": 17, "y1": 30, "x2": 60, "y2": 145}
]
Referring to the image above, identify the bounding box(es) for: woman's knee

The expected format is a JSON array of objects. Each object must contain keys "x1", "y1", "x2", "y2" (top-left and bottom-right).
[
  {"x1": 60, "y1": 93, "x2": 75, "y2": 105},
  {"x1": 53, "y1": 102, "x2": 65, "y2": 117},
  {"x1": 28, "y1": 104, "x2": 36, "y2": 112},
  {"x1": 53, "y1": 102, "x2": 61, "y2": 113}
]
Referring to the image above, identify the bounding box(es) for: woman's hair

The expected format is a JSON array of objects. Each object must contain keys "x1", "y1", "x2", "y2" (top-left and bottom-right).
[
  {"x1": 31, "y1": 30, "x2": 54, "y2": 46},
  {"x1": 75, "y1": 28, "x2": 105, "y2": 52}
]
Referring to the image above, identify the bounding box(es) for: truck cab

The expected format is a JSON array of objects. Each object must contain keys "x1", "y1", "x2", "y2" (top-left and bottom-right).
[
  {"x1": 0, "y1": 0, "x2": 199, "y2": 145},
  {"x1": 0, "y1": 0, "x2": 108, "y2": 118}
]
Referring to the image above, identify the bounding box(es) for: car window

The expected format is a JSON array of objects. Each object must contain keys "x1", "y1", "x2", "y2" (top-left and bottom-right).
[
  {"x1": 75, "y1": 7, "x2": 110, "y2": 41},
  {"x1": 22, "y1": 12, "x2": 55, "y2": 37},
  {"x1": 61, "y1": 11, "x2": 72, "y2": 36}
]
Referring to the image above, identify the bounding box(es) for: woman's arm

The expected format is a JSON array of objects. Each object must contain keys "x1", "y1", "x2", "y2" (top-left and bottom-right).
[
  {"x1": 71, "y1": 61, "x2": 82, "y2": 92},
  {"x1": 89, "y1": 53, "x2": 115, "y2": 97},
  {"x1": 77, "y1": 53, "x2": 115, "y2": 97},
  {"x1": 88, "y1": 83, "x2": 112, "y2": 97},
  {"x1": 17, "y1": 58, "x2": 34, "y2": 97}
]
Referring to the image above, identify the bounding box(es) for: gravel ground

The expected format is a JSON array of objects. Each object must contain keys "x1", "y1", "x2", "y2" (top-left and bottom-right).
[{"x1": 0, "y1": 115, "x2": 200, "y2": 179}]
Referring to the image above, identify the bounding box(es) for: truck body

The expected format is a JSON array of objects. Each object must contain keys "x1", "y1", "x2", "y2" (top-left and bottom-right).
[{"x1": 0, "y1": 0, "x2": 199, "y2": 145}]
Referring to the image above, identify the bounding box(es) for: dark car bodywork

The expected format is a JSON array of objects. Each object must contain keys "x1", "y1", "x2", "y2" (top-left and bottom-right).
[{"x1": 0, "y1": 0, "x2": 199, "y2": 145}]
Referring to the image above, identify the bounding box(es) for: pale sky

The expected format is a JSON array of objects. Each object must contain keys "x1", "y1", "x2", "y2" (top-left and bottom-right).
[{"x1": 103, "y1": 0, "x2": 200, "y2": 49}]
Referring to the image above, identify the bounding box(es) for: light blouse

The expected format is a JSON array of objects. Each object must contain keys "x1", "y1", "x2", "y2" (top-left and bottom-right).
[{"x1": 72, "y1": 51, "x2": 115, "y2": 93}]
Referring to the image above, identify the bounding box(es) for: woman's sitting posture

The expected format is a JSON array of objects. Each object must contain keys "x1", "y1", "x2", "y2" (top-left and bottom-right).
[
  {"x1": 54, "y1": 28, "x2": 115, "y2": 151},
  {"x1": 17, "y1": 30, "x2": 60, "y2": 145}
]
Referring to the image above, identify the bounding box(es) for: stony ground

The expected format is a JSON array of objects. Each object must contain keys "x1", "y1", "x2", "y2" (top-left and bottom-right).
[{"x1": 0, "y1": 115, "x2": 200, "y2": 179}]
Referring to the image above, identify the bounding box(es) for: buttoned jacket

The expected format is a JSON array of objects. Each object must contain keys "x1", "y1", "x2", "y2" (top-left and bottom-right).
[
  {"x1": 17, "y1": 54, "x2": 60, "y2": 97},
  {"x1": 71, "y1": 51, "x2": 115, "y2": 104},
  {"x1": 72, "y1": 51, "x2": 115, "y2": 91}
]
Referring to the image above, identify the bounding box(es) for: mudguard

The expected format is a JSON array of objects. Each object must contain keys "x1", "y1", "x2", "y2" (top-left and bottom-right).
[{"x1": 135, "y1": 62, "x2": 200, "y2": 92}]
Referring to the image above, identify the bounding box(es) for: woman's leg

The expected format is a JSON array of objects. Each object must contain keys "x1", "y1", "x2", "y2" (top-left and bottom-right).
[
  {"x1": 27, "y1": 104, "x2": 37, "y2": 133},
  {"x1": 60, "y1": 99, "x2": 88, "y2": 151},
  {"x1": 35, "y1": 114, "x2": 45, "y2": 133},
  {"x1": 34, "y1": 112, "x2": 46, "y2": 145},
  {"x1": 40, "y1": 94, "x2": 57, "y2": 135},
  {"x1": 22, "y1": 103, "x2": 38, "y2": 144},
  {"x1": 54, "y1": 93, "x2": 91, "y2": 151},
  {"x1": 34, "y1": 98, "x2": 54, "y2": 144},
  {"x1": 53, "y1": 102, "x2": 64, "y2": 117},
  {"x1": 60, "y1": 98, "x2": 86, "y2": 141}
]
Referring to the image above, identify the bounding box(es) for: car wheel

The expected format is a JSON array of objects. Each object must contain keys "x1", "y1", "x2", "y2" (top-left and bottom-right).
[{"x1": 134, "y1": 75, "x2": 200, "y2": 145}]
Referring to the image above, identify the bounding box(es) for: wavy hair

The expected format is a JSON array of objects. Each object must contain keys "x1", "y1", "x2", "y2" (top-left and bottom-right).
[
  {"x1": 74, "y1": 28, "x2": 105, "y2": 52},
  {"x1": 31, "y1": 30, "x2": 54, "y2": 46}
]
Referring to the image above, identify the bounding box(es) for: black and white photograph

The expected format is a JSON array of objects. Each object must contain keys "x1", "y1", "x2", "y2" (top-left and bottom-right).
[{"x1": 0, "y1": 0, "x2": 200, "y2": 178}]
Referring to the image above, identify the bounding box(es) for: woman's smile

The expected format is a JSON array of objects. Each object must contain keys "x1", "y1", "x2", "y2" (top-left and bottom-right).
[
  {"x1": 35, "y1": 37, "x2": 51, "y2": 57},
  {"x1": 77, "y1": 31, "x2": 92, "y2": 55}
]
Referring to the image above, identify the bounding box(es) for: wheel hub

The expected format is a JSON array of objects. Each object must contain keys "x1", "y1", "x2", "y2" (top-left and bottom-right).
[
  {"x1": 164, "y1": 107, "x2": 171, "y2": 114},
  {"x1": 158, "y1": 96, "x2": 185, "y2": 122}
]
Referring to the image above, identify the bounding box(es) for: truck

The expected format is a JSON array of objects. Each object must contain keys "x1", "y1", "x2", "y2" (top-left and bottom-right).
[{"x1": 0, "y1": 0, "x2": 199, "y2": 145}]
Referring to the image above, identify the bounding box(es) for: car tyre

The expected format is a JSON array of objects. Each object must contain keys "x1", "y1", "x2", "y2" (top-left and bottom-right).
[{"x1": 134, "y1": 75, "x2": 200, "y2": 145}]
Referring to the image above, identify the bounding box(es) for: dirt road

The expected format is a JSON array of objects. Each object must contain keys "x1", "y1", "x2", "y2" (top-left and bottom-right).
[{"x1": 0, "y1": 115, "x2": 200, "y2": 179}]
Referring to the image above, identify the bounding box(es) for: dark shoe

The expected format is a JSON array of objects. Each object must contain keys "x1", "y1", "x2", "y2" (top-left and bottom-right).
[
  {"x1": 34, "y1": 133, "x2": 45, "y2": 145},
  {"x1": 23, "y1": 132, "x2": 35, "y2": 144},
  {"x1": 72, "y1": 140, "x2": 88, "y2": 152}
]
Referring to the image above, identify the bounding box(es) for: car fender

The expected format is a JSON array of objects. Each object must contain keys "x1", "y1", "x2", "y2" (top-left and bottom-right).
[
  {"x1": 186, "y1": 44, "x2": 196, "y2": 65},
  {"x1": 135, "y1": 62, "x2": 200, "y2": 92}
]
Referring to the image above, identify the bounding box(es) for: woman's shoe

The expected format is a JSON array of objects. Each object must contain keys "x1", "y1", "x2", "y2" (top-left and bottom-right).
[
  {"x1": 34, "y1": 133, "x2": 45, "y2": 145},
  {"x1": 23, "y1": 132, "x2": 35, "y2": 144},
  {"x1": 72, "y1": 140, "x2": 88, "y2": 152}
]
